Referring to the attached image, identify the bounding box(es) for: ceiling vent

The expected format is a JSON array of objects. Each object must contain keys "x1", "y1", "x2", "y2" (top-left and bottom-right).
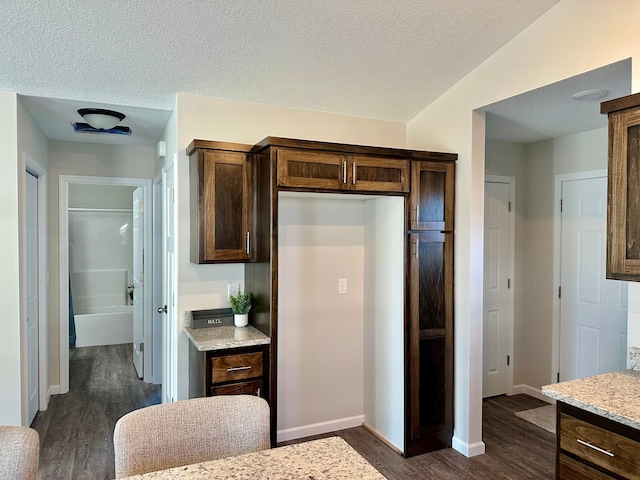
[{"x1": 72, "y1": 122, "x2": 132, "y2": 135}]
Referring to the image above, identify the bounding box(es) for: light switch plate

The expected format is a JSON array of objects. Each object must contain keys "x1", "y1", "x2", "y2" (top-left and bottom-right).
[
  {"x1": 228, "y1": 283, "x2": 240, "y2": 300},
  {"x1": 338, "y1": 278, "x2": 348, "y2": 295}
]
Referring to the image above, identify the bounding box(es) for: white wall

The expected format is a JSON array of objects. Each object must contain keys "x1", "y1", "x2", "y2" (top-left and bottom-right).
[
  {"x1": 363, "y1": 196, "x2": 404, "y2": 451},
  {"x1": 277, "y1": 195, "x2": 365, "y2": 441},
  {"x1": 173, "y1": 93, "x2": 406, "y2": 399},
  {"x1": 407, "y1": 0, "x2": 640, "y2": 457},
  {"x1": 0, "y1": 91, "x2": 22, "y2": 425}
]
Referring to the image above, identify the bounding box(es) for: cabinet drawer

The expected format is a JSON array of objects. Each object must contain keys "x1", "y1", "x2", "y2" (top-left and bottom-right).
[
  {"x1": 559, "y1": 454, "x2": 615, "y2": 479},
  {"x1": 211, "y1": 379, "x2": 263, "y2": 397},
  {"x1": 211, "y1": 352, "x2": 263, "y2": 383},
  {"x1": 560, "y1": 413, "x2": 640, "y2": 479}
]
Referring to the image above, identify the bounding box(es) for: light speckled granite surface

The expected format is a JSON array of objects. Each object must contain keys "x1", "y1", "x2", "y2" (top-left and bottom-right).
[
  {"x1": 121, "y1": 436, "x2": 387, "y2": 479},
  {"x1": 630, "y1": 347, "x2": 640, "y2": 371},
  {"x1": 542, "y1": 370, "x2": 640, "y2": 430},
  {"x1": 184, "y1": 325, "x2": 270, "y2": 352}
]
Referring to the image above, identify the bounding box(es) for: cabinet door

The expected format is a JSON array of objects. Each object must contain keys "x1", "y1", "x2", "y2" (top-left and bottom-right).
[
  {"x1": 348, "y1": 156, "x2": 409, "y2": 193},
  {"x1": 196, "y1": 150, "x2": 251, "y2": 262},
  {"x1": 607, "y1": 108, "x2": 640, "y2": 280},
  {"x1": 410, "y1": 161, "x2": 454, "y2": 231},
  {"x1": 408, "y1": 232, "x2": 453, "y2": 444},
  {"x1": 277, "y1": 148, "x2": 347, "y2": 190}
]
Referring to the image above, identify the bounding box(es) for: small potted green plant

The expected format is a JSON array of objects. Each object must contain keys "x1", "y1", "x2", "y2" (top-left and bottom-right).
[{"x1": 229, "y1": 291, "x2": 252, "y2": 327}]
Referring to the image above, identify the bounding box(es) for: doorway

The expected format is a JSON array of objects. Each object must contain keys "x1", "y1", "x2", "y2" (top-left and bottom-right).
[
  {"x1": 21, "y1": 152, "x2": 49, "y2": 424},
  {"x1": 482, "y1": 176, "x2": 515, "y2": 398},
  {"x1": 554, "y1": 171, "x2": 628, "y2": 381},
  {"x1": 59, "y1": 175, "x2": 154, "y2": 393}
]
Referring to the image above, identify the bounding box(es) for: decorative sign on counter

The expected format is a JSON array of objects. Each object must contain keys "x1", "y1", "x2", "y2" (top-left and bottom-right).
[{"x1": 190, "y1": 308, "x2": 234, "y2": 329}]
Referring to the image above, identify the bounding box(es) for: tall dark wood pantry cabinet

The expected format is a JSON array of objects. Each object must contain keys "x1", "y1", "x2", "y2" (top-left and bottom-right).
[{"x1": 406, "y1": 160, "x2": 455, "y2": 456}]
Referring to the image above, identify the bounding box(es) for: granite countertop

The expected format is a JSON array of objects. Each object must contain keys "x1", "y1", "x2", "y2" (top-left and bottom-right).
[
  {"x1": 542, "y1": 369, "x2": 640, "y2": 430},
  {"x1": 121, "y1": 436, "x2": 387, "y2": 480},
  {"x1": 184, "y1": 325, "x2": 270, "y2": 352}
]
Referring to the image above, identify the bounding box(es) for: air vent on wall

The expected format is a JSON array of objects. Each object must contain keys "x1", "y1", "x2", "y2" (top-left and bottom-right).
[{"x1": 72, "y1": 122, "x2": 132, "y2": 135}]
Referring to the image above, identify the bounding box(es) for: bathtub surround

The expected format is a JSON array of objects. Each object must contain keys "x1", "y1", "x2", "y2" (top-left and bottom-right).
[{"x1": 68, "y1": 185, "x2": 136, "y2": 348}]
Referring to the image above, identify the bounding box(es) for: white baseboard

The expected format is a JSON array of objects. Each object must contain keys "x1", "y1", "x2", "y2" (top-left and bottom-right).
[
  {"x1": 452, "y1": 435, "x2": 485, "y2": 457},
  {"x1": 50, "y1": 385, "x2": 61, "y2": 395},
  {"x1": 511, "y1": 384, "x2": 554, "y2": 404},
  {"x1": 277, "y1": 415, "x2": 364, "y2": 443},
  {"x1": 362, "y1": 422, "x2": 403, "y2": 455}
]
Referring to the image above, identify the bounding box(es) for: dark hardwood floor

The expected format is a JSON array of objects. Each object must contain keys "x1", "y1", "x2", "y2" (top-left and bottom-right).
[
  {"x1": 280, "y1": 394, "x2": 556, "y2": 479},
  {"x1": 31, "y1": 344, "x2": 161, "y2": 479},
  {"x1": 32, "y1": 345, "x2": 554, "y2": 479}
]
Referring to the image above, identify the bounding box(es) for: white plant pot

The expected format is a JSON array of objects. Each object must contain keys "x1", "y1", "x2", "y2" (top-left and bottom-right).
[{"x1": 234, "y1": 313, "x2": 249, "y2": 328}]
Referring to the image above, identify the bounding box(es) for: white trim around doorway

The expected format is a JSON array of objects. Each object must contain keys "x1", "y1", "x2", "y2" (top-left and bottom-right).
[{"x1": 58, "y1": 175, "x2": 153, "y2": 393}]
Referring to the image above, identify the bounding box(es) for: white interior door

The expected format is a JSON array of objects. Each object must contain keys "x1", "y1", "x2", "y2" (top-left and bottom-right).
[
  {"x1": 162, "y1": 165, "x2": 176, "y2": 403},
  {"x1": 26, "y1": 171, "x2": 39, "y2": 423},
  {"x1": 132, "y1": 187, "x2": 144, "y2": 378},
  {"x1": 560, "y1": 176, "x2": 627, "y2": 381},
  {"x1": 483, "y1": 180, "x2": 513, "y2": 397}
]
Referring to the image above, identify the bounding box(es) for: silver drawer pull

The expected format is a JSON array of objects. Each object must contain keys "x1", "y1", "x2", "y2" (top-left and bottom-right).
[
  {"x1": 576, "y1": 438, "x2": 615, "y2": 457},
  {"x1": 227, "y1": 366, "x2": 252, "y2": 372}
]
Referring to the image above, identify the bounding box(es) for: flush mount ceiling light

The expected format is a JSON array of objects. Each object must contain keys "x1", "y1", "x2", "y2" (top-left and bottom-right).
[
  {"x1": 77, "y1": 108, "x2": 125, "y2": 129},
  {"x1": 571, "y1": 89, "x2": 610, "y2": 101}
]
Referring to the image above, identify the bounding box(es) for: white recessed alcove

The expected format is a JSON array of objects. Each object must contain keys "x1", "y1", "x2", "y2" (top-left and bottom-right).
[{"x1": 277, "y1": 191, "x2": 405, "y2": 452}]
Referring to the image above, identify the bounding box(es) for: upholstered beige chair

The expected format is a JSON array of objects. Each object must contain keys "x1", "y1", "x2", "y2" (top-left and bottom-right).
[
  {"x1": 113, "y1": 395, "x2": 270, "y2": 478},
  {"x1": 0, "y1": 426, "x2": 39, "y2": 480}
]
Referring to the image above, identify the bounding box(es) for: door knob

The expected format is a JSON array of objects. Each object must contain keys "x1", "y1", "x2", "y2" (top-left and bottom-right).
[{"x1": 157, "y1": 305, "x2": 167, "y2": 314}]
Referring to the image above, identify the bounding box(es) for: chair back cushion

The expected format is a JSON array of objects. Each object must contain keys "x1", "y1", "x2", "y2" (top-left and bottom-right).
[
  {"x1": 0, "y1": 426, "x2": 39, "y2": 480},
  {"x1": 114, "y1": 395, "x2": 270, "y2": 477}
]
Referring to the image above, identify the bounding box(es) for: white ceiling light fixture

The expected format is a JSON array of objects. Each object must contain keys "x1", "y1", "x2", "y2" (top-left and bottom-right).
[
  {"x1": 77, "y1": 108, "x2": 125, "y2": 129},
  {"x1": 571, "y1": 89, "x2": 610, "y2": 101}
]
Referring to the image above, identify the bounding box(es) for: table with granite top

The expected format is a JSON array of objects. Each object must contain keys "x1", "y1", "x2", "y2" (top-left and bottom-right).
[
  {"x1": 120, "y1": 436, "x2": 387, "y2": 480},
  {"x1": 542, "y1": 369, "x2": 640, "y2": 430}
]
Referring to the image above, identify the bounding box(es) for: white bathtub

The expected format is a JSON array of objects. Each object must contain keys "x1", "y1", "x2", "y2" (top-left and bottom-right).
[{"x1": 74, "y1": 305, "x2": 133, "y2": 348}]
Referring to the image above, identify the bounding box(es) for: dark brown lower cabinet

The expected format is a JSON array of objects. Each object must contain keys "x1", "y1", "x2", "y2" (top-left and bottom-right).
[
  {"x1": 406, "y1": 231, "x2": 453, "y2": 456},
  {"x1": 557, "y1": 402, "x2": 640, "y2": 479},
  {"x1": 189, "y1": 343, "x2": 269, "y2": 401}
]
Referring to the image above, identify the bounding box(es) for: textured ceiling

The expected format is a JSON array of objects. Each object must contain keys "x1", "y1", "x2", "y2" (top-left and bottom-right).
[
  {"x1": 484, "y1": 59, "x2": 632, "y2": 144},
  {"x1": 1, "y1": 0, "x2": 560, "y2": 129}
]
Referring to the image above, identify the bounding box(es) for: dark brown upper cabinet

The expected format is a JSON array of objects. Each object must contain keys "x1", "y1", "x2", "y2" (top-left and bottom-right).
[
  {"x1": 188, "y1": 140, "x2": 253, "y2": 264},
  {"x1": 410, "y1": 161, "x2": 455, "y2": 232},
  {"x1": 277, "y1": 148, "x2": 410, "y2": 193},
  {"x1": 602, "y1": 93, "x2": 640, "y2": 280}
]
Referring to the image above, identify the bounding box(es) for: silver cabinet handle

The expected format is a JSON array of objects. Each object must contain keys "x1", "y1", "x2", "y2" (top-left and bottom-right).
[
  {"x1": 246, "y1": 231, "x2": 250, "y2": 255},
  {"x1": 227, "y1": 366, "x2": 252, "y2": 372},
  {"x1": 342, "y1": 160, "x2": 347, "y2": 183},
  {"x1": 352, "y1": 161, "x2": 356, "y2": 185},
  {"x1": 256, "y1": 388, "x2": 261, "y2": 397},
  {"x1": 576, "y1": 438, "x2": 614, "y2": 457}
]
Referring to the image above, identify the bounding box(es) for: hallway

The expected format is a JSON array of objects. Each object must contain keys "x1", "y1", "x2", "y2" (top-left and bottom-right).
[{"x1": 31, "y1": 344, "x2": 160, "y2": 479}]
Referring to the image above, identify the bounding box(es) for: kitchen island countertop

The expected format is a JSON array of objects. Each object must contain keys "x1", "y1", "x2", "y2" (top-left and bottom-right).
[{"x1": 542, "y1": 369, "x2": 640, "y2": 430}]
